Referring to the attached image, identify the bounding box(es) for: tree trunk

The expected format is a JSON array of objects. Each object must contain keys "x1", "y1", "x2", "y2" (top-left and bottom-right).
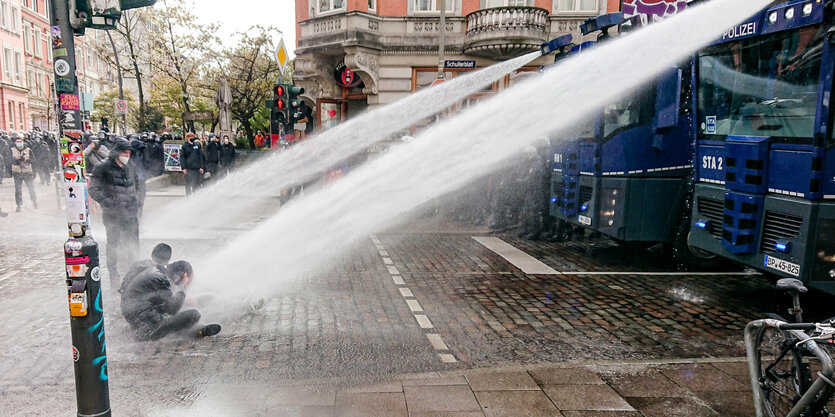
[
  {"x1": 133, "y1": 59, "x2": 145, "y2": 130},
  {"x1": 241, "y1": 120, "x2": 254, "y2": 149}
]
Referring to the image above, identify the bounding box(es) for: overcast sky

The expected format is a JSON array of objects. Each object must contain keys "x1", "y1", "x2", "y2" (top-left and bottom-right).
[{"x1": 188, "y1": 0, "x2": 297, "y2": 58}]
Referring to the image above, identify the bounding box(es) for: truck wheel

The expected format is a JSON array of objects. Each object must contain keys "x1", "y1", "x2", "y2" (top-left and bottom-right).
[{"x1": 669, "y1": 223, "x2": 731, "y2": 270}]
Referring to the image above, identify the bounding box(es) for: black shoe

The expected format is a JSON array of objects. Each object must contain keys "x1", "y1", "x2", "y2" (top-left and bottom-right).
[
  {"x1": 0, "y1": 210, "x2": 7, "y2": 217},
  {"x1": 32, "y1": 202, "x2": 38, "y2": 209},
  {"x1": 197, "y1": 324, "x2": 221, "y2": 337},
  {"x1": 15, "y1": 206, "x2": 21, "y2": 212}
]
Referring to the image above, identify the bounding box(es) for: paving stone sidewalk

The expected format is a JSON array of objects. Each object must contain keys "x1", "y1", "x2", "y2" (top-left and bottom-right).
[
  {"x1": 0, "y1": 357, "x2": 756, "y2": 416},
  {"x1": 275, "y1": 358, "x2": 755, "y2": 417}
]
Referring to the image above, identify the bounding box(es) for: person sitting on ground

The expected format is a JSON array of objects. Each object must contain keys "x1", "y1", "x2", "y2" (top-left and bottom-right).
[
  {"x1": 120, "y1": 243, "x2": 173, "y2": 296},
  {"x1": 121, "y1": 260, "x2": 221, "y2": 341}
]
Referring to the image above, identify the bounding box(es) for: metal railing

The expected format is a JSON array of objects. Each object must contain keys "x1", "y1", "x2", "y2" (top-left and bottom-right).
[{"x1": 466, "y1": 6, "x2": 548, "y2": 36}]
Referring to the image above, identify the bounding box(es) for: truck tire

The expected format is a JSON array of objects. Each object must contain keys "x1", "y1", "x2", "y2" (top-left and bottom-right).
[{"x1": 668, "y1": 218, "x2": 732, "y2": 270}]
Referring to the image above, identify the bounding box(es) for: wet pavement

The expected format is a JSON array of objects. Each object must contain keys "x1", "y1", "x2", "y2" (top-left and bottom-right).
[{"x1": 0, "y1": 178, "x2": 823, "y2": 415}]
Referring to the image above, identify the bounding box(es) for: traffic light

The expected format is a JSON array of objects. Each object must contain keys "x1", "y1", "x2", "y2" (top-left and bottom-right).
[
  {"x1": 287, "y1": 85, "x2": 306, "y2": 123},
  {"x1": 267, "y1": 84, "x2": 289, "y2": 123}
]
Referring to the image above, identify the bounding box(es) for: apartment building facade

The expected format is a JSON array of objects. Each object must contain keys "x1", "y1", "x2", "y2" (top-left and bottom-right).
[{"x1": 294, "y1": 0, "x2": 619, "y2": 130}]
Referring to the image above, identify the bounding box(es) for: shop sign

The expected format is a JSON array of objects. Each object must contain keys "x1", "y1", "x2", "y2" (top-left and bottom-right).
[{"x1": 334, "y1": 61, "x2": 362, "y2": 88}]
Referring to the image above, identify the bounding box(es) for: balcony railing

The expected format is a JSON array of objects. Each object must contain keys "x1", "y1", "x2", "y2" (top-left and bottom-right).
[
  {"x1": 465, "y1": 7, "x2": 549, "y2": 59},
  {"x1": 466, "y1": 6, "x2": 548, "y2": 36}
]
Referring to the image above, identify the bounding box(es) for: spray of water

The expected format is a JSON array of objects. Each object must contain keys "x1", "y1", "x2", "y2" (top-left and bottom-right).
[
  {"x1": 144, "y1": 52, "x2": 541, "y2": 238},
  {"x1": 194, "y1": 0, "x2": 769, "y2": 301}
]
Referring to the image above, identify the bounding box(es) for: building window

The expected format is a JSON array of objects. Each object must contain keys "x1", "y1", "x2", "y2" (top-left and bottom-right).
[
  {"x1": 8, "y1": 102, "x2": 14, "y2": 130},
  {"x1": 369, "y1": 0, "x2": 376, "y2": 11},
  {"x1": 18, "y1": 102, "x2": 23, "y2": 130},
  {"x1": 14, "y1": 51, "x2": 22, "y2": 83},
  {"x1": 486, "y1": 0, "x2": 530, "y2": 6},
  {"x1": 33, "y1": 0, "x2": 38, "y2": 13},
  {"x1": 25, "y1": 69, "x2": 32, "y2": 89},
  {"x1": 0, "y1": 2, "x2": 8, "y2": 30},
  {"x1": 21, "y1": 0, "x2": 28, "y2": 8},
  {"x1": 11, "y1": 7, "x2": 19, "y2": 33},
  {"x1": 33, "y1": 27, "x2": 41, "y2": 57},
  {"x1": 23, "y1": 24, "x2": 31, "y2": 54},
  {"x1": 34, "y1": 71, "x2": 41, "y2": 96},
  {"x1": 317, "y1": 0, "x2": 344, "y2": 13},
  {"x1": 416, "y1": 0, "x2": 454, "y2": 12},
  {"x1": 557, "y1": 0, "x2": 597, "y2": 12},
  {"x1": 3, "y1": 47, "x2": 11, "y2": 81}
]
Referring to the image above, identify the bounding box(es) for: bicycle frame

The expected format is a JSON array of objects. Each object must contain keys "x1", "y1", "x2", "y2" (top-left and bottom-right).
[{"x1": 745, "y1": 319, "x2": 835, "y2": 417}]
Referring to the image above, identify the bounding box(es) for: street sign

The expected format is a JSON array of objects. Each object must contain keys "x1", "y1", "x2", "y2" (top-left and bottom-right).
[
  {"x1": 444, "y1": 60, "x2": 476, "y2": 69},
  {"x1": 275, "y1": 38, "x2": 288, "y2": 68},
  {"x1": 183, "y1": 110, "x2": 214, "y2": 121},
  {"x1": 80, "y1": 92, "x2": 94, "y2": 112},
  {"x1": 114, "y1": 99, "x2": 128, "y2": 114}
]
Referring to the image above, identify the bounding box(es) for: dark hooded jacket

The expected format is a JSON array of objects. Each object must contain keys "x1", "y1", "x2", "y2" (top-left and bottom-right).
[
  {"x1": 205, "y1": 139, "x2": 222, "y2": 164},
  {"x1": 180, "y1": 140, "x2": 205, "y2": 171},
  {"x1": 121, "y1": 264, "x2": 185, "y2": 332},
  {"x1": 89, "y1": 140, "x2": 141, "y2": 220}
]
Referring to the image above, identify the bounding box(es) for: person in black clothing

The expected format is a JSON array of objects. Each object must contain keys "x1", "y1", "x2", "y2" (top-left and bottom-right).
[
  {"x1": 220, "y1": 135, "x2": 236, "y2": 176},
  {"x1": 31, "y1": 134, "x2": 52, "y2": 185},
  {"x1": 120, "y1": 243, "x2": 173, "y2": 296},
  {"x1": 204, "y1": 134, "x2": 221, "y2": 182},
  {"x1": 181, "y1": 133, "x2": 205, "y2": 195},
  {"x1": 121, "y1": 260, "x2": 221, "y2": 341},
  {"x1": 89, "y1": 139, "x2": 141, "y2": 287},
  {"x1": 147, "y1": 134, "x2": 166, "y2": 177}
]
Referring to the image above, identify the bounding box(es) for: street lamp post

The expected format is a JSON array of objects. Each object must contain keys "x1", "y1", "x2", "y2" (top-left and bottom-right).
[
  {"x1": 105, "y1": 30, "x2": 127, "y2": 134},
  {"x1": 50, "y1": 1, "x2": 111, "y2": 416}
]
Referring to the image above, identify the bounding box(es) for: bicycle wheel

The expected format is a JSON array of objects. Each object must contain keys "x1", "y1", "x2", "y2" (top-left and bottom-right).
[{"x1": 755, "y1": 326, "x2": 813, "y2": 417}]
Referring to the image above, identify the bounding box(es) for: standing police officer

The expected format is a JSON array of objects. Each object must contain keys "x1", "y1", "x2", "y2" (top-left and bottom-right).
[
  {"x1": 89, "y1": 139, "x2": 141, "y2": 287},
  {"x1": 181, "y1": 133, "x2": 205, "y2": 195}
]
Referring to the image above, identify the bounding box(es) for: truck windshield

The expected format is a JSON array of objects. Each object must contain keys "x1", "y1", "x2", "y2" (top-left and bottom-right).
[
  {"x1": 697, "y1": 25, "x2": 823, "y2": 143},
  {"x1": 602, "y1": 84, "x2": 656, "y2": 140}
]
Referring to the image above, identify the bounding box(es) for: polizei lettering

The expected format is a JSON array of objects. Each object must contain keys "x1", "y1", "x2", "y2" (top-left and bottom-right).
[{"x1": 723, "y1": 22, "x2": 756, "y2": 40}]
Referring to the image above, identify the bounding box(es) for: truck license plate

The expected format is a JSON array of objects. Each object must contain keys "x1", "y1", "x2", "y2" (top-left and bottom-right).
[
  {"x1": 764, "y1": 255, "x2": 800, "y2": 277},
  {"x1": 578, "y1": 215, "x2": 592, "y2": 226}
]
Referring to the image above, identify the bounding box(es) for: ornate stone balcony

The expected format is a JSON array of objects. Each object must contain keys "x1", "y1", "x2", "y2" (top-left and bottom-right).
[{"x1": 464, "y1": 7, "x2": 549, "y2": 60}]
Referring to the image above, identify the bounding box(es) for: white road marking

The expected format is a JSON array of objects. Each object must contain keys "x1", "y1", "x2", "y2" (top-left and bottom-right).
[
  {"x1": 0, "y1": 272, "x2": 17, "y2": 282},
  {"x1": 472, "y1": 236, "x2": 559, "y2": 274},
  {"x1": 415, "y1": 315, "x2": 433, "y2": 329},
  {"x1": 372, "y1": 235, "x2": 455, "y2": 363},
  {"x1": 406, "y1": 299, "x2": 423, "y2": 312},
  {"x1": 426, "y1": 334, "x2": 449, "y2": 350},
  {"x1": 438, "y1": 353, "x2": 458, "y2": 363}
]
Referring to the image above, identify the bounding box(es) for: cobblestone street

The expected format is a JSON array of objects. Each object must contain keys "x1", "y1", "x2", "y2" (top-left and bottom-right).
[{"x1": 0, "y1": 181, "x2": 820, "y2": 416}]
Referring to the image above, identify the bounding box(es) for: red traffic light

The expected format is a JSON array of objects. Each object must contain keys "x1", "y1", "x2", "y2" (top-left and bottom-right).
[
  {"x1": 275, "y1": 85, "x2": 285, "y2": 96},
  {"x1": 276, "y1": 99, "x2": 286, "y2": 109}
]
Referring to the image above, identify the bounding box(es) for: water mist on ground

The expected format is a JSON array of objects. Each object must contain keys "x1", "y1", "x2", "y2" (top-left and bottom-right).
[
  {"x1": 193, "y1": 0, "x2": 769, "y2": 309},
  {"x1": 143, "y1": 52, "x2": 540, "y2": 238}
]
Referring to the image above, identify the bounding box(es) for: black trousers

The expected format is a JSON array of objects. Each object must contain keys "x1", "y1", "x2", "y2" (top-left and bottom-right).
[
  {"x1": 206, "y1": 162, "x2": 219, "y2": 181},
  {"x1": 13, "y1": 173, "x2": 36, "y2": 207},
  {"x1": 184, "y1": 170, "x2": 202, "y2": 195},
  {"x1": 102, "y1": 213, "x2": 139, "y2": 285},
  {"x1": 143, "y1": 309, "x2": 201, "y2": 341}
]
